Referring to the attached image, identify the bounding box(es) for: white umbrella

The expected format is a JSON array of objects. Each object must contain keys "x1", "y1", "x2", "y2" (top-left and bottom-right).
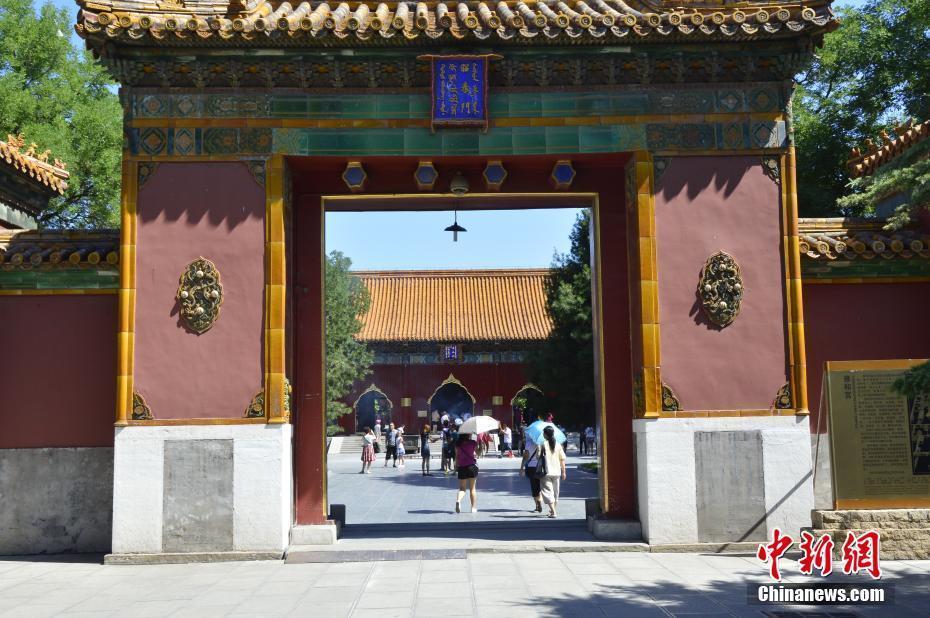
[{"x1": 459, "y1": 416, "x2": 500, "y2": 435}]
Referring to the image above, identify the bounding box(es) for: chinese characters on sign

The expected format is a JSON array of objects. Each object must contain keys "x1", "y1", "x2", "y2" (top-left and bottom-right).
[
  {"x1": 757, "y1": 528, "x2": 882, "y2": 581},
  {"x1": 430, "y1": 56, "x2": 491, "y2": 130},
  {"x1": 443, "y1": 345, "x2": 459, "y2": 361}
]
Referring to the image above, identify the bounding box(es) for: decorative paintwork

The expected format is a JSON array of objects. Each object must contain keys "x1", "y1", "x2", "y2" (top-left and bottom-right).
[
  {"x1": 550, "y1": 160, "x2": 576, "y2": 189},
  {"x1": 483, "y1": 161, "x2": 507, "y2": 191},
  {"x1": 132, "y1": 392, "x2": 153, "y2": 421},
  {"x1": 342, "y1": 162, "x2": 367, "y2": 193},
  {"x1": 774, "y1": 383, "x2": 792, "y2": 409},
  {"x1": 414, "y1": 161, "x2": 438, "y2": 190},
  {"x1": 176, "y1": 257, "x2": 224, "y2": 334},
  {"x1": 761, "y1": 156, "x2": 781, "y2": 184},
  {"x1": 661, "y1": 383, "x2": 682, "y2": 412},
  {"x1": 137, "y1": 162, "x2": 158, "y2": 189},
  {"x1": 246, "y1": 160, "x2": 266, "y2": 188},
  {"x1": 653, "y1": 157, "x2": 671, "y2": 182},
  {"x1": 698, "y1": 251, "x2": 743, "y2": 328},
  {"x1": 245, "y1": 391, "x2": 265, "y2": 418}
]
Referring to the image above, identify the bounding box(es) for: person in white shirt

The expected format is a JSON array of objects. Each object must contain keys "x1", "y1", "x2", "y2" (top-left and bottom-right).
[{"x1": 538, "y1": 426, "x2": 567, "y2": 518}]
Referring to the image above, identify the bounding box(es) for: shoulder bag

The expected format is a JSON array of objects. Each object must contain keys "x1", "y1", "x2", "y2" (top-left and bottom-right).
[{"x1": 534, "y1": 445, "x2": 548, "y2": 478}]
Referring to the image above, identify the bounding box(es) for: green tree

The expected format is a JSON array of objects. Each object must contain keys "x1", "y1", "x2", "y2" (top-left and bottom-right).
[
  {"x1": 325, "y1": 251, "x2": 373, "y2": 434},
  {"x1": 0, "y1": 0, "x2": 122, "y2": 228},
  {"x1": 793, "y1": 0, "x2": 930, "y2": 217},
  {"x1": 527, "y1": 211, "x2": 595, "y2": 429}
]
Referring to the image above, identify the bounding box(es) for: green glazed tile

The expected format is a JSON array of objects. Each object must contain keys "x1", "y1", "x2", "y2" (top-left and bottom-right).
[
  {"x1": 544, "y1": 126, "x2": 580, "y2": 153},
  {"x1": 511, "y1": 127, "x2": 546, "y2": 154},
  {"x1": 508, "y1": 94, "x2": 542, "y2": 117},
  {"x1": 404, "y1": 129, "x2": 441, "y2": 155},
  {"x1": 479, "y1": 129, "x2": 514, "y2": 155},
  {"x1": 271, "y1": 96, "x2": 308, "y2": 118},
  {"x1": 579, "y1": 126, "x2": 616, "y2": 153},
  {"x1": 441, "y1": 132, "x2": 480, "y2": 155},
  {"x1": 376, "y1": 96, "x2": 411, "y2": 117}
]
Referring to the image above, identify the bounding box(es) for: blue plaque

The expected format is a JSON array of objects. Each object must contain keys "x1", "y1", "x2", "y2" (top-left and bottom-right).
[{"x1": 429, "y1": 55, "x2": 491, "y2": 130}]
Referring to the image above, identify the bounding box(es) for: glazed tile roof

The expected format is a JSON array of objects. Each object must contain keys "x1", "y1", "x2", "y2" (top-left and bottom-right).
[
  {"x1": 76, "y1": 0, "x2": 836, "y2": 48},
  {"x1": 354, "y1": 268, "x2": 552, "y2": 343},
  {"x1": 847, "y1": 119, "x2": 930, "y2": 178},
  {"x1": 0, "y1": 134, "x2": 69, "y2": 202},
  {"x1": 0, "y1": 229, "x2": 119, "y2": 269},
  {"x1": 797, "y1": 218, "x2": 930, "y2": 262}
]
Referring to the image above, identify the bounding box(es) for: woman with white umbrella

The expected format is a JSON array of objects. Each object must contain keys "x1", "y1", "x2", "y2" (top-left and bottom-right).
[{"x1": 453, "y1": 416, "x2": 499, "y2": 513}]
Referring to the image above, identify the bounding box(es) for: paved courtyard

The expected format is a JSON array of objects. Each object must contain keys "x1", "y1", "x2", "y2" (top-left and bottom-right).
[
  {"x1": 0, "y1": 552, "x2": 928, "y2": 617},
  {"x1": 327, "y1": 451, "x2": 598, "y2": 525}
]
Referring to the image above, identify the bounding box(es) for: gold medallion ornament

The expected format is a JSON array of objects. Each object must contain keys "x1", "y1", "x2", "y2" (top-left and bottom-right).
[
  {"x1": 132, "y1": 392, "x2": 153, "y2": 420},
  {"x1": 697, "y1": 251, "x2": 743, "y2": 328},
  {"x1": 661, "y1": 383, "x2": 681, "y2": 412},
  {"x1": 774, "y1": 382, "x2": 792, "y2": 409},
  {"x1": 245, "y1": 390, "x2": 265, "y2": 418},
  {"x1": 176, "y1": 257, "x2": 223, "y2": 334}
]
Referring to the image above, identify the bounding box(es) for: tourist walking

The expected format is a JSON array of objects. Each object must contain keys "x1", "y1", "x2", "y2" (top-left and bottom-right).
[
  {"x1": 499, "y1": 422, "x2": 513, "y2": 458},
  {"x1": 374, "y1": 418, "x2": 382, "y2": 439},
  {"x1": 396, "y1": 427, "x2": 407, "y2": 467},
  {"x1": 585, "y1": 425, "x2": 596, "y2": 455},
  {"x1": 578, "y1": 426, "x2": 587, "y2": 455},
  {"x1": 440, "y1": 419, "x2": 453, "y2": 475},
  {"x1": 421, "y1": 425, "x2": 438, "y2": 475},
  {"x1": 519, "y1": 442, "x2": 543, "y2": 513},
  {"x1": 360, "y1": 427, "x2": 376, "y2": 474},
  {"x1": 384, "y1": 423, "x2": 398, "y2": 467},
  {"x1": 454, "y1": 433, "x2": 480, "y2": 513},
  {"x1": 539, "y1": 426, "x2": 567, "y2": 518}
]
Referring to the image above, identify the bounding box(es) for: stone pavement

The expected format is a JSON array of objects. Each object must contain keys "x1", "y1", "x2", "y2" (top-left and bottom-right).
[
  {"x1": 1, "y1": 552, "x2": 928, "y2": 617},
  {"x1": 327, "y1": 452, "x2": 598, "y2": 524}
]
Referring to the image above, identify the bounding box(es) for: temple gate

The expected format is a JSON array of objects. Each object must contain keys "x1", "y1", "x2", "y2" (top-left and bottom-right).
[{"x1": 1, "y1": 0, "x2": 847, "y2": 557}]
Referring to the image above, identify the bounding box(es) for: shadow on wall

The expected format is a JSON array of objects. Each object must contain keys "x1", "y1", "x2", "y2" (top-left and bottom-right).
[
  {"x1": 657, "y1": 157, "x2": 752, "y2": 202},
  {"x1": 137, "y1": 162, "x2": 264, "y2": 230}
]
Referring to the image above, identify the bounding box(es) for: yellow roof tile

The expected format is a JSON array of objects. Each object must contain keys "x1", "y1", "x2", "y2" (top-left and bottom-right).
[{"x1": 354, "y1": 268, "x2": 552, "y2": 343}]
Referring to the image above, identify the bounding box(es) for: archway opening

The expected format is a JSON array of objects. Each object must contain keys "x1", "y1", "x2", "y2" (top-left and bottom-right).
[{"x1": 354, "y1": 386, "x2": 392, "y2": 433}]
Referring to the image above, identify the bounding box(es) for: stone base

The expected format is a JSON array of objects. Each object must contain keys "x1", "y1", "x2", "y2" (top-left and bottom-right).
[
  {"x1": 290, "y1": 522, "x2": 341, "y2": 546},
  {"x1": 811, "y1": 509, "x2": 930, "y2": 560},
  {"x1": 634, "y1": 416, "x2": 814, "y2": 545},
  {"x1": 588, "y1": 517, "x2": 643, "y2": 541},
  {"x1": 0, "y1": 447, "x2": 113, "y2": 555},
  {"x1": 112, "y1": 424, "x2": 292, "y2": 555}
]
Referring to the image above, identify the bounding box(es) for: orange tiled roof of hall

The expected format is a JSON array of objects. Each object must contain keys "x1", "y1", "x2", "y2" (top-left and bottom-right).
[
  {"x1": 0, "y1": 135, "x2": 69, "y2": 196},
  {"x1": 797, "y1": 217, "x2": 930, "y2": 261},
  {"x1": 353, "y1": 268, "x2": 552, "y2": 343},
  {"x1": 847, "y1": 119, "x2": 930, "y2": 178},
  {"x1": 75, "y1": 0, "x2": 836, "y2": 46},
  {"x1": 0, "y1": 229, "x2": 119, "y2": 268}
]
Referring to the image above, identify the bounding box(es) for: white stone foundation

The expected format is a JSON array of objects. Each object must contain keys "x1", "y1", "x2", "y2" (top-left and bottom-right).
[
  {"x1": 112, "y1": 424, "x2": 292, "y2": 556},
  {"x1": 634, "y1": 416, "x2": 813, "y2": 545}
]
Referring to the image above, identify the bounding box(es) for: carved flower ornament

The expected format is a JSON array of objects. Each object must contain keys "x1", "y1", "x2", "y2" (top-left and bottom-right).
[
  {"x1": 697, "y1": 251, "x2": 743, "y2": 327},
  {"x1": 177, "y1": 257, "x2": 223, "y2": 334}
]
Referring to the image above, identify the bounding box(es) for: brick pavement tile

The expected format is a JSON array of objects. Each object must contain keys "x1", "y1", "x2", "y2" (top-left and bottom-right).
[
  {"x1": 0, "y1": 603, "x2": 73, "y2": 617},
  {"x1": 302, "y1": 586, "x2": 366, "y2": 603},
  {"x1": 123, "y1": 599, "x2": 188, "y2": 617},
  {"x1": 351, "y1": 608, "x2": 412, "y2": 618},
  {"x1": 227, "y1": 595, "x2": 301, "y2": 616},
  {"x1": 171, "y1": 605, "x2": 237, "y2": 617},
  {"x1": 288, "y1": 602, "x2": 354, "y2": 617},
  {"x1": 355, "y1": 590, "x2": 416, "y2": 609},
  {"x1": 413, "y1": 599, "x2": 476, "y2": 617}
]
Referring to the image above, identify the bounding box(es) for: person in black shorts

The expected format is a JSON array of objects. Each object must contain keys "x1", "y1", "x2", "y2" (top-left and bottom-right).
[
  {"x1": 383, "y1": 423, "x2": 398, "y2": 467},
  {"x1": 454, "y1": 433, "x2": 480, "y2": 513},
  {"x1": 520, "y1": 442, "x2": 543, "y2": 513},
  {"x1": 420, "y1": 424, "x2": 439, "y2": 476}
]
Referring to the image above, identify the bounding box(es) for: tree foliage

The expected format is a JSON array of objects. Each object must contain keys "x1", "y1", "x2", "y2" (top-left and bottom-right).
[
  {"x1": 0, "y1": 0, "x2": 122, "y2": 228},
  {"x1": 793, "y1": 0, "x2": 930, "y2": 217},
  {"x1": 325, "y1": 251, "x2": 373, "y2": 434},
  {"x1": 527, "y1": 211, "x2": 595, "y2": 429}
]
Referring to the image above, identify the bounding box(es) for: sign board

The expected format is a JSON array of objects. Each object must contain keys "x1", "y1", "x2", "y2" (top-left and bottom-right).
[
  {"x1": 441, "y1": 344, "x2": 460, "y2": 362},
  {"x1": 424, "y1": 55, "x2": 497, "y2": 131},
  {"x1": 826, "y1": 359, "x2": 930, "y2": 509}
]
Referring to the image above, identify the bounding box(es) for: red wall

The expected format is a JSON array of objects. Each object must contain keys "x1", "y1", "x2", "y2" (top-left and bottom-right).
[
  {"x1": 0, "y1": 295, "x2": 116, "y2": 447},
  {"x1": 655, "y1": 156, "x2": 789, "y2": 410},
  {"x1": 804, "y1": 281, "x2": 930, "y2": 431},
  {"x1": 339, "y1": 362, "x2": 532, "y2": 432},
  {"x1": 134, "y1": 162, "x2": 265, "y2": 419}
]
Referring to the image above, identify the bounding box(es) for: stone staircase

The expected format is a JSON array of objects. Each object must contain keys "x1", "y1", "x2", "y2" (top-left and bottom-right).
[{"x1": 332, "y1": 434, "x2": 367, "y2": 454}]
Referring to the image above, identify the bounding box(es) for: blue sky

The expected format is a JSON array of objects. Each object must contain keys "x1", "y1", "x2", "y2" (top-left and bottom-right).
[{"x1": 48, "y1": 0, "x2": 872, "y2": 269}]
